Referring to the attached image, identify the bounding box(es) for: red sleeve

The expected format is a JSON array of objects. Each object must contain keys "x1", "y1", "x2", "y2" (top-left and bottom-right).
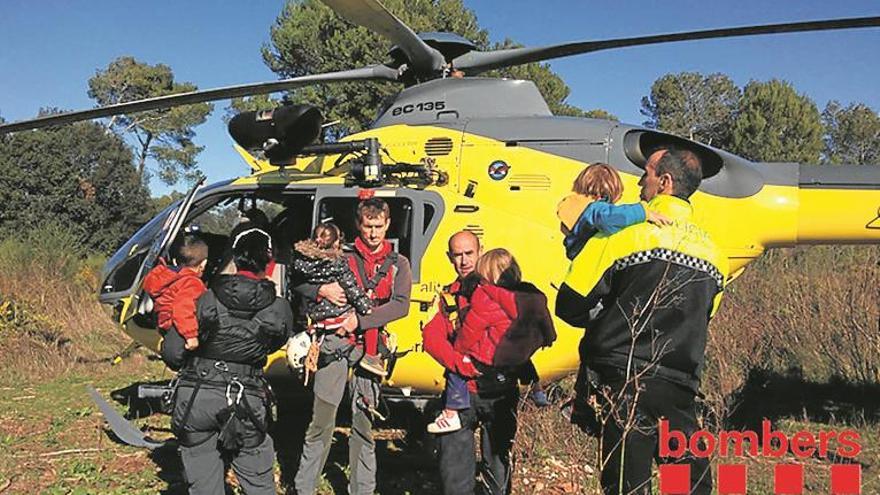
[
  {"x1": 422, "y1": 308, "x2": 480, "y2": 378},
  {"x1": 143, "y1": 259, "x2": 170, "y2": 297},
  {"x1": 171, "y1": 277, "x2": 207, "y2": 339},
  {"x1": 143, "y1": 270, "x2": 160, "y2": 297},
  {"x1": 422, "y1": 310, "x2": 457, "y2": 370}
]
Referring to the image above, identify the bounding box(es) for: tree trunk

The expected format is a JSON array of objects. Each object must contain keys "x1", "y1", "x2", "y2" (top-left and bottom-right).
[{"x1": 137, "y1": 132, "x2": 153, "y2": 182}]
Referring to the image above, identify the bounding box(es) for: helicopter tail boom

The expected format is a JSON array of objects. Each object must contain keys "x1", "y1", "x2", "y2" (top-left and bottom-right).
[{"x1": 795, "y1": 164, "x2": 880, "y2": 245}]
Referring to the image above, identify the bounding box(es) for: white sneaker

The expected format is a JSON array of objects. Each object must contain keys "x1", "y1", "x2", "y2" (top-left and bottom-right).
[{"x1": 427, "y1": 412, "x2": 462, "y2": 434}]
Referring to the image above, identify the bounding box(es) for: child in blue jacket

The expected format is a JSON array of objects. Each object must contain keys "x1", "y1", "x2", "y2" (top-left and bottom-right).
[
  {"x1": 557, "y1": 163, "x2": 670, "y2": 260},
  {"x1": 557, "y1": 162, "x2": 671, "y2": 431}
]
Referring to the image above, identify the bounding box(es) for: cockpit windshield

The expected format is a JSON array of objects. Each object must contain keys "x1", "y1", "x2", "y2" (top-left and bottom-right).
[{"x1": 99, "y1": 201, "x2": 177, "y2": 300}]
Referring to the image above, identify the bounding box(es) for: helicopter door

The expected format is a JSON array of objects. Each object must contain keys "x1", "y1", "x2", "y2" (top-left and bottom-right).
[
  {"x1": 312, "y1": 187, "x2": 444, "y2": 283},
  {"x1": 312, "y1": 188, "x2": 445, "y2": 383},
  {"x1": 100, "y1": 179, "x2": 204, "y2": 325},
  {"x1": 141, "y1": 180, "x2": 205, "y2": 284}
]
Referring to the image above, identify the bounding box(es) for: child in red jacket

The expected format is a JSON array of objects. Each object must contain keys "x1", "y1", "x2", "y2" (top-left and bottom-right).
[
  {"x1": 143, "y1": 230, "x2": 208, "y2": 370},
  {"x1": 428, "y1": 248, "x2": 555, "y2": 434}
]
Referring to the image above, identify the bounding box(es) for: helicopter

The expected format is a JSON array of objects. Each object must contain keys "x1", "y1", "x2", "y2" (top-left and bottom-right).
[{"x1": 3, "y1": 0, "x2": 880, "y2": 415}]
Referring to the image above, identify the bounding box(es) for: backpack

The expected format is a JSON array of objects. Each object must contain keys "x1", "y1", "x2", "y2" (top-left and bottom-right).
[{"x1": 491, "y1": 282, "x2": 556, "y2": 369}]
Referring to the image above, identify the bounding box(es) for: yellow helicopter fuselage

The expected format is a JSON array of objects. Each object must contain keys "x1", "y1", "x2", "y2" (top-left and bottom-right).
[{"x1": 112, "y1": 113, "x2": 880, "y2": 396}]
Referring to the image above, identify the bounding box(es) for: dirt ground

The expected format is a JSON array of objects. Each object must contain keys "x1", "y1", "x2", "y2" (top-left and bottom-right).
[
  {"x1": 0, "y1": 352, "x2": 593, "y2": 494},
  {"x1": 1, "y1": 349, "x2": 878, "y2": 494}
]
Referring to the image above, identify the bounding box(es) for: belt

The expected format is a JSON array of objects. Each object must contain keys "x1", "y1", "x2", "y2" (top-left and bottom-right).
[
  {"x1": 174, "y1": 356, "x2": 271, "y2": 447},
  {"x1": 184, "y1": 356, "x2": 264, "y2": 379},
  {"x1": 317, "y1": 341, "x2": 356, "y2": 368}
]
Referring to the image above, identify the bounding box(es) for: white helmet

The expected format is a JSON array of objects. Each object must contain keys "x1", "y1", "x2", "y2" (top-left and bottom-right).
[{"x1": 286, "y1": 332, "x2": 312, "y2": 370}]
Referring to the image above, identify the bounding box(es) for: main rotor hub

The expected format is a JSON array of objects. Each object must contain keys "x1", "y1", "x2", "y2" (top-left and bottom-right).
[{"x1": 388, "y1": 32, "x2": 476, "y2": 70}]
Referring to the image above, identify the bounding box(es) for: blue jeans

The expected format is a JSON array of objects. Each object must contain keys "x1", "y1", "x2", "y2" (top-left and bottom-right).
[{"x1": 443, "y1": 371, "x2": 471, "y2": 410}]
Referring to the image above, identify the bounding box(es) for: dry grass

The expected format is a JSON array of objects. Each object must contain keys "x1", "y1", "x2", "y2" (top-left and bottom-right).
[
  {"x1": 510, "y1": 381, "x2": 601, "y2": 494},
  {"x1": 0, "y1": 228, "x2": 126, "y2": 385},
  {"x1": 704, "y1": 246, "x2": 880, "y2": 423},
  {"x1": 0, "y1": 240, "x2": 878, "y2": 493}
]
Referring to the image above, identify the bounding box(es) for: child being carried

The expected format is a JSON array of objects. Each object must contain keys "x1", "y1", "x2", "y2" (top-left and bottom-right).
[
  {"x1": 428, "y1": 248, "x2": 555, "y2": 434},
  {"x1": 143, "y1": 230, "x2": 209, "y2": 371},
  {"x1": 292, "y1": 223, "x2": 374, "y2": 362},
  {"x1": 557, "y1": 162, "x2": 671, "y2": 260}
]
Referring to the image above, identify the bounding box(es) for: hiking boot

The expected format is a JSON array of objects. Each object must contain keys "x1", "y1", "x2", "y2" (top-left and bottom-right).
[
  {"x1": 359, "y1": 354, "x2": 387, "y2": 377},
  {"x1": 427, "y1": 412, "x2": 462, "y2": 434}
]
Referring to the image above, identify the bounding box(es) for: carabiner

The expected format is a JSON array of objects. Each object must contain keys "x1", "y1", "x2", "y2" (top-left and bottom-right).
[{"x1": 225, "y1": 379, "x2": 244, "y2": 406}]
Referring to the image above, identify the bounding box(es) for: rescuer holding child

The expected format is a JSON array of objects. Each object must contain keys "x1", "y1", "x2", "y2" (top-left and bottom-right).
[
  {"x1": 143, "y1": 230, "x2": 209, "y2": 370},
  {"x1": 557, "y1": 147, "x2": 729, "y2": 495},
  {"x1": 294, "y1": 197, "x2": 412, "y2": 495}
]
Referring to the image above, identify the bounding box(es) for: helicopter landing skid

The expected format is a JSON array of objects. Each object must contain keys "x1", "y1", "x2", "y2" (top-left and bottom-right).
[{"x1": 86, "y1": 385, "x2": 166, "y2": 450}]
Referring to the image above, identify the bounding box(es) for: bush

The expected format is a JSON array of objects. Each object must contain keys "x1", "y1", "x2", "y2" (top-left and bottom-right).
[
  {"x1": 0, "y1": 227, "x2": 123, "y2": 382},
  {"x1": 0, "y1": 222, "x2": 87, "y2": 281},
  {"x1": 703, "y1": 246, "x2": 880, "y2": 423}
]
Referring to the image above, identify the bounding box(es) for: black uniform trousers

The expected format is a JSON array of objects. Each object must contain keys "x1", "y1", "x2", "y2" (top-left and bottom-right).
[
  {"x1": 596, "y1": 373, "x2": 711, "y2": 495},
  {"x1": 437, "y1": 387, "x2": 519, "y2": 495},
  {"x1": 172, "y1": 366, "x2": 275, "y2": 495}
]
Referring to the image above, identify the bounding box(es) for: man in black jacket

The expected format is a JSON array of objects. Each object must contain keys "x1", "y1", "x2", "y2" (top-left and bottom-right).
[
  {"x1": 172, "y1": 228, "x2": 293, "y2": 495},
  {"x1": 556, "y1": 147, "x2": 729, "y2": 495}
]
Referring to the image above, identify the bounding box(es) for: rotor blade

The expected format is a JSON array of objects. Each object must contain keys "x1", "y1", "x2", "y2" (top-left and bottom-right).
[
  {"x1": 454, "y1": 16, "x2": 880, "y2": 74},
  {"x1": 87, "y1": 385, "x2": 165, "y2": 450},
  {"x1": 321, "y1": 0, "x2": 445, "y2": 73},
  {"x1": 0, "y1": 65, "x2": 398, "y2": 134}
]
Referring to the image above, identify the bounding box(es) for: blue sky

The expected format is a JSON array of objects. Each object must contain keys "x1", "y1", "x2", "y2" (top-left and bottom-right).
[{"x1": 2, "y1": 0, "x2": 879, "y2": 196}]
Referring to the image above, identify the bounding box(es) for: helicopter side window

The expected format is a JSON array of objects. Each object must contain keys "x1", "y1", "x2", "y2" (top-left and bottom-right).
[
  {"x1": 179, "y1": 191, "x2": 316, "y2": 298},
  {"x1": 189, "y1": 199, "x2": 246, "y2": 278},
  {"x1": 195, "y1": 197, "x2": 284, "y2": 238},
  {"x1": 187, "y1": 195, "x2": 293, "y2": 279},
  {"x1": 269, "y1": 194, "x2": 316, "y2": 264},
  {"x1": 423, "y1": 204, "x2": 435, "y2": 234},
  {"x1": 100, "y1": 203, "x2": 177, "y2": 298}
]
